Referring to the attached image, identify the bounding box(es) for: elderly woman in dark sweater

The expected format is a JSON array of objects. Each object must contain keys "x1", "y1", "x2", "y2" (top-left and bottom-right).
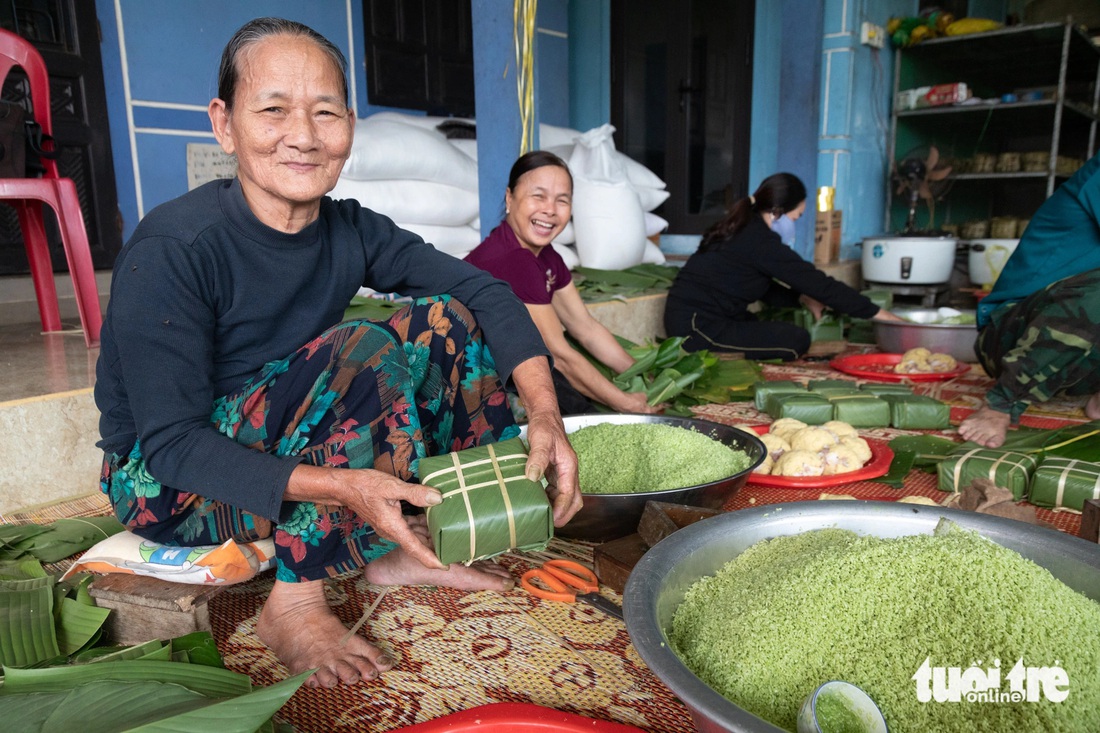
[
  {"x1": 664, "y1": 173, "x2": 900, "y2": 360},
  {"x1": 94, "y1": 18, "x2": 579, "y2": 690}
]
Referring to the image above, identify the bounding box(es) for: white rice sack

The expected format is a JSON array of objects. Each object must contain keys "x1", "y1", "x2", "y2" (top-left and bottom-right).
[
  {"x1": 343, "y1": 117, "x2": 478, "y2": 189},
  {"x1": 641, "y1": 240, "x2": 667, "y2": 264},
  {"x1": 571, "y1": 178, "x2": 647, "y2": 270},
  {"x1": 553, "y1": 220, "x2": 576, "y2": 245},
  {"x1": 547, "y1": 142, "x2": 667, "y2": 194},
  {"x1": 540, "y1": 122, "x2": 583, "y2": 149},
  {"x1": 568, "y1": 125, "x2": 628, "y2": 185},
  {"x1": 551, "y1": 242, "x2": 580, "y2": 270},
  {"x1": 368, "y1": 111, "x2": 476, "y2": 132},
  {"x1": 330, "y1": 177, "x2": 478, "y2": 226},
  {"x1": 645, "y1": 212, "x2": 669, "y2": 237},
  {"x1": 397, "y1": 221, "x2": 482, "y2": 259},
  {"x1": 450, "y1": 138, "x2": 478, "y2": 161},
  {"x1": 635, "y1": 185, "x2": 671, "y2": 212}
]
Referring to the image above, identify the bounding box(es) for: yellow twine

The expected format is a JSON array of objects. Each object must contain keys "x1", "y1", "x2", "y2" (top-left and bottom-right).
[{"x1": 513, "y1": 0, "x2": 537, "y2": 154}]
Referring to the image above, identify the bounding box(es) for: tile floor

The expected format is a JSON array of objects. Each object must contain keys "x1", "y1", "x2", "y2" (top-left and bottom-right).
[{"x1": 0, "y1": 320, "x2": 98, "y2": 403}]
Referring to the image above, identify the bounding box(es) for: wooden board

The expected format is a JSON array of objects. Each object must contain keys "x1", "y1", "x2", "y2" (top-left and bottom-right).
[
  {"x1": 1082, "y1": 499, "x2": 1100, "y2": 544},
  {"x1": 594, "y1": 502, "x2": 725, "y2": 594},
  {"x1": 593, "y1": 533, "x2": 649, "y2": 595},
  {"x1": 88, "y1": 574, "x2": 225, "y2": 645},
  {"x1": 637, "y1": 501, "x2": 722, "y2": 548}
]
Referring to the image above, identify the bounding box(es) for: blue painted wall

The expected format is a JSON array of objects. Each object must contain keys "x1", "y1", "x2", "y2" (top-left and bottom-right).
[{"x1": 568, "y1": 1, "x2": 610, "y2": 132}]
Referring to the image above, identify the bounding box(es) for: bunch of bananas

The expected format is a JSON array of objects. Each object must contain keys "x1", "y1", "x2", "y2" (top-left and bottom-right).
[{"x1": 886, "y1": 13, "x2": 1003, "y2": 47}]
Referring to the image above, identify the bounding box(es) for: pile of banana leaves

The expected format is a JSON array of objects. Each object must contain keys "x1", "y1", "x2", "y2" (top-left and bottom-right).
[
  {"x1": 0, "y1": 518, "x2": 308, "y2": 732},
  {"x1": 577, "y1": 335, "x2": 760, "y2": 416},
  {"x1": 875, "y1": 420, "x2": 1100, "y2": 489},
  {"x1": 573, "y1": 264, "x2": 679, "y2": 302}
]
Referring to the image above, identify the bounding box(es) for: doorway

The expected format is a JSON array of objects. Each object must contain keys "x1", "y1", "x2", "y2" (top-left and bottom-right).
[
  {"x1": 610, "y1": 0, "x2": 754, "y2": 234},
  {"x1": 0, "y1": 0, "x2": 121, "y2": 275}
]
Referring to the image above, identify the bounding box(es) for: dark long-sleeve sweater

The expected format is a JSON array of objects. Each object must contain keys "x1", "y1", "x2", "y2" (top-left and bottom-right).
[
  {"x1": 666, "y1": 216, "x2": 879, "y2": 322},
  {"x1": 95, "y1": 179, "x2": 547, "y2": 522}
]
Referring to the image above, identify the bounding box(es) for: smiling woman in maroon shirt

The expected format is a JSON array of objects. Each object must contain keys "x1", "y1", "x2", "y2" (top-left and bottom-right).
[{"x1": 466, "y1": 151, "x2": 661, "y2": 415}]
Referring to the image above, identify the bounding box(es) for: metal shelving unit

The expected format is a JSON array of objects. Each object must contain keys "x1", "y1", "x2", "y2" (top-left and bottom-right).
[{"x1": 886, "y1": 21, "x2": 1100, "y2": 232}]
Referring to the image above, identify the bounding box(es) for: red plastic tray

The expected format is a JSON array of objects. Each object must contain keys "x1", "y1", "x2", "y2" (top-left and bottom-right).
[
  {"x1": 396, "y1": 703, "x2": 647, "y2": 732},
  {"x1": 829, "y1": 353, "x2": 970, "y2": 382},
  {"x1": 746, "y1": 424, "x2": 894, "y2": 489}
]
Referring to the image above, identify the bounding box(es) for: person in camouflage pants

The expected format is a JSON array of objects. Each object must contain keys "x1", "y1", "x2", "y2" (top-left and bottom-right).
[
  {"x1": 961, "y1": 151, "x2": 1100, "y2": 448},
  {"x1": 975, "y1": 269, "x2": 1100, "y2": 424}
]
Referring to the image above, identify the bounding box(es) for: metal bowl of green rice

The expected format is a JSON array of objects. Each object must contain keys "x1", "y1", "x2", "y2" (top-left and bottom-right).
[
  {"x1": 520, "y1": 413, "x2": 766, "y2": 542},
  {"x1": 624, "y1": 501, "x2": 1100, "y2": 733}
]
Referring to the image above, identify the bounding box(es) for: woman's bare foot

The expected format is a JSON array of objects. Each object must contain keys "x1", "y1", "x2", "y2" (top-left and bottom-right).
[
  {"x1": 258, "y1": 578, "x2": 395, "y2": 688},
  {"x1": 363, "y1": 546, "x2": 515, "y2": 591},
  {"x1": 1086, "y1": 392, "x2": 1100, "y2": 420},
  {"x1": 958, "y1": 406, "x2": 1012, "y2": 448}
]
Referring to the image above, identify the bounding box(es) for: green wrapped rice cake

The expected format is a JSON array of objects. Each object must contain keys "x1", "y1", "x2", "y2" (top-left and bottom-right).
[
  {"x1": 765, "y1": 393, "x2": 834, "y2": 425},
  {"x1": 1028, "y1": 456, "x2": 1100, "y2": 512},
  {"x1": 883, "y1": 394, "x2": 951, "y2": 429},
  {"x1": 858, "y1": 383, "x2": 914, "y2": 396},
  {"x1": 754, "y1": 380, "x2": 805, "y2": 411},
  {"x1": 418, "y1": 437, "x2": 552, "y2": 565},
  {"x1": 826, "y1": 394, "x2": 890, "y2": 427},
  {"x1": 936, "y1": 448, "x2": 1038, "y2": 499},
  {"x1": 807, "y1": 379, "x2": 856, "y2": 392}
]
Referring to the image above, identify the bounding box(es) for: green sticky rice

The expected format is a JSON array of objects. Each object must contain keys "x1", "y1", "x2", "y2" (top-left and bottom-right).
[
  {"x1": 814, "y1": 690, "x2": 868, "y2": 733},
  {"x1": 569, "y1": 422, "x2": 751, "y2": 494},
  {"x1": 670, "y1": 522, "x2": 1100, "y2": 733}
]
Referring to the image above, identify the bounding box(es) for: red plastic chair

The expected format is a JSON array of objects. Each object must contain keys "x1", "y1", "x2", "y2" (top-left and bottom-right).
[{"x1": 0, "y1": 28, "x2": 101, "y2": 347}]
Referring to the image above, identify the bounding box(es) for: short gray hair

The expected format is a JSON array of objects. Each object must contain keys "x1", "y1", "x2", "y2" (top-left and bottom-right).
[{"x1": 217, "y1": 17, "x2": 348, "y2": 109}]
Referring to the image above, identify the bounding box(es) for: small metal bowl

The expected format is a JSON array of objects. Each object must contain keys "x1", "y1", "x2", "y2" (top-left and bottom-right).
[
  {"x1": 873, "y1": 307, "x2": 979, "y2": 362},
  {"x1": 521, "y1": 413, "x2": 766, "y2": 542}
]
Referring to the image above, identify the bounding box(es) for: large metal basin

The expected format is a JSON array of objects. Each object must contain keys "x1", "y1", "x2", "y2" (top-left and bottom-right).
[
  {"x1": 873, "y1": 307, "x2": 979, "y2": 362},
  {"x1": 624, "y1": 501, "x2": 1100, "y2": 733},
  {"x1": 521, "y1": 414, "x2": 766, "y2": 542}
]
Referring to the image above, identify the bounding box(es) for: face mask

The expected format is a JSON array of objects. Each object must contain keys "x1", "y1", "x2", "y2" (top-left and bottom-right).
[{"x1": 771, "y1": 213, "x2": 796, "y2": 247}]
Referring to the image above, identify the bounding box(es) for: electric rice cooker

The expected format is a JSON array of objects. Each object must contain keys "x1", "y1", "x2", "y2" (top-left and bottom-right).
[
  {"x1": 860, "y1": 235, "x2": 958, "y2": 284},
  {"x1": 967, "y1": 238, "x2": 1019, "y2": 287}
]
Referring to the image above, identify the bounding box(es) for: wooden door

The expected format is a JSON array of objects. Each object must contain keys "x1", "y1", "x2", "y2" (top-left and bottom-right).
[
  {"x1": 611, "y1": 0, "x2": 754, "y2": 234},
  {"x1": 0, "y1": 0, "x2": 121, "y2": 275}
]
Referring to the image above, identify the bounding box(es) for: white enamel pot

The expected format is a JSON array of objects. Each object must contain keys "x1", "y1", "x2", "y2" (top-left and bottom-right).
[
  {"x1": 860, "y1": 235, "x2": 958, "y2": 284},
  {"x1": 967, "y1": 238, "x2": 1019, "y2": 286}
]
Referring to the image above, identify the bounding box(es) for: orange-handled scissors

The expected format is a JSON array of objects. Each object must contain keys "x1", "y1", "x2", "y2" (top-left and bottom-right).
[{"x1": 520, "y1": 559, "x2": 623, "y2": 620}]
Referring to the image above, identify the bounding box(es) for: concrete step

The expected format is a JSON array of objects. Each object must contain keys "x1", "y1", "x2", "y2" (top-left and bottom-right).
[{"x1": 0, "y1": 388, "x2": 102, "y2": 515}]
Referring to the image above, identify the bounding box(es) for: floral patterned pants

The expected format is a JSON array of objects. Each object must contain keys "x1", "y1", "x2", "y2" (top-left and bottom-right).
[{"x1": 100, "y1": 296, "x2": 521, "y2": 582}]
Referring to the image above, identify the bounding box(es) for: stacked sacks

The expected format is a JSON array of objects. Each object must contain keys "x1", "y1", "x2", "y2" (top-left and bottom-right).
[
  {"x1": 543, "y1": 122, "x2": 670, "y2": 268},
  {"x1": 331, "y1": 112, "x2": 670, "y2": 266},
  {"x1": 331, "y1": 112, "x2": 482, "y2": 258}
]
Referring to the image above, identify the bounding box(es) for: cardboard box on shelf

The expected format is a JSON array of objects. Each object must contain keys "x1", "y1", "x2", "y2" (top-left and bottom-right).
[{"x1": 814, "y1": 209, "x2": 842, "y2": 264}]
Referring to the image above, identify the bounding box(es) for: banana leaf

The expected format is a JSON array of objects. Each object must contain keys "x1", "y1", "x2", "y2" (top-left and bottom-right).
[
  {"x1": 613, "y1": 347, "x2": 660, "y2": 386},
  {"x1": 646, "y1": 366, "x2": 708, "y2": 406},
  {"x1": 169, "y1": 632, "x2": 225, "y2": 669},
  {"x1": 1, "y1": 659, "x2": 253, "y2": 697},
  {"x1": 77, "y1": 640, "x2": 166, "y2": 665},
  {"x1": 2, "y1": 518, "x2": 124, "y2": 564},
  {"x1": 574, "y1": 266, "x2": 665, "y2": 289},
  {"x1": 343, "y1": 295, "x2": 407, "y2": 323},
  {"x1": 870, "y1": 449, "x2": 916, "y2": 489},
  {"x1": 54, "y1": 596, "x2": 111, "y2": 656},
  {"x1": 0, "y1": 575, "x2": 58, "y2": 667},
  {"x1": 1, "y1": 670, "x2": 310, "y2": 733},
  {"x1": 0, "y1": 559, "x2": 48, "y2": 580}
]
